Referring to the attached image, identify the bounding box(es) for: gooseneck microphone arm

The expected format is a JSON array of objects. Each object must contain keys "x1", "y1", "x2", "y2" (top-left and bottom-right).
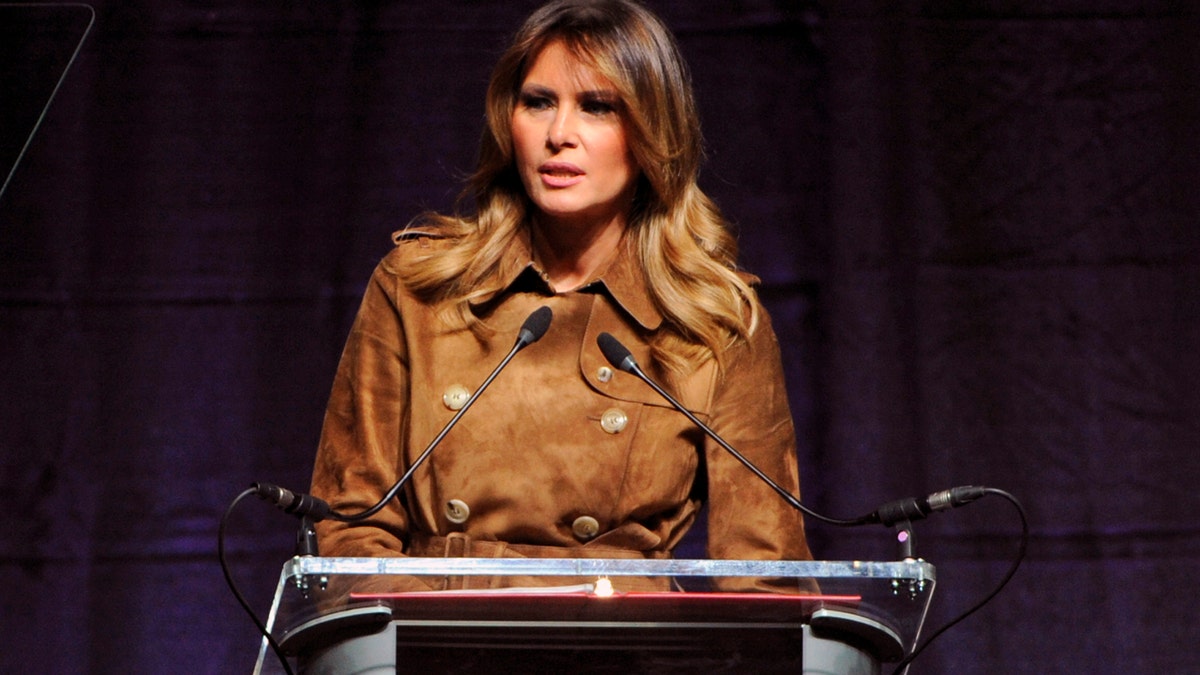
[
  {"x1": 222, "y1": 306, "x2": 551, "y2": 675},
  {"x1": 596, "y1": 332, "x2": 991, "y2": 528},
  {"x1": 255, "y1": 305, "x2": 554, "y2": 523},
  {"x1": 596, "y1": 332, "x2": 870, "y2": 527}
]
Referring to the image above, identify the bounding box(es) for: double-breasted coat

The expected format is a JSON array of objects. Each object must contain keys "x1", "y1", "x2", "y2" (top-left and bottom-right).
[{"x1": 310, "y1": 228, "x2": 814, "y2": 592}]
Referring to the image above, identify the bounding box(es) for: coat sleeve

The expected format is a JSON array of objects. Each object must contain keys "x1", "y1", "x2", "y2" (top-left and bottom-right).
[
  {"x1": 310, "y1": 260, "x2": 415, "y2": 559},
  {"x1": 703, "y1": 303, "x2": 817, "y2": 591}
]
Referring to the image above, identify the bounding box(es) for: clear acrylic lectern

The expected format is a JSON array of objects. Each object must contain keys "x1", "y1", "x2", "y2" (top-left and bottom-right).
[{"x1": 252, "y1": 556, "x2": 935, "y2": 674}]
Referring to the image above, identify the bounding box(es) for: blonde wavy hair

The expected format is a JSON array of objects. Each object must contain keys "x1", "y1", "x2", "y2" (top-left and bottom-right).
[{"x1": 399, "y1": 0, "x2": 759, "y2": 375}]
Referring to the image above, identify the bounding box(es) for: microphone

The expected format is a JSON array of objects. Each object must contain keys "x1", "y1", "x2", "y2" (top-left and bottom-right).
[
  {"x1": 516, "y1": 305, "x2": 553, "y2": 348},
  {"x1": 597, "y1": 332, "x2": 987, "y2": 530},
  {"x1": 596, "y1": 332, "x2": 860, "y2": 526},
  {"x1": 869, "y1": 485, "x2": 987, "y2": 526},
  {"x1": 256, "y1": 306, "x2": 554, "y2": 522}
]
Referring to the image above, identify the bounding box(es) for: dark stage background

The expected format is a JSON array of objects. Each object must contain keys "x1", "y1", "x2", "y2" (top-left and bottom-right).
[{"x1": 2, "y1": 1, "x2": 1197, "y2": 673}]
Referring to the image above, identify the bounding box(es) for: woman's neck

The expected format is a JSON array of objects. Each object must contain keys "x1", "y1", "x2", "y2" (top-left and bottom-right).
[{"x1": 531, "y1": 214, "x2": 626, "y2": 292}]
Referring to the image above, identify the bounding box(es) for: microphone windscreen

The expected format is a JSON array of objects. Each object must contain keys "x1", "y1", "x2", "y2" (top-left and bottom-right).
[
  {"x1": 518, "y1": 305, "x2": 554, "y2": 345},
  {"x1": 596, "y1": 332, "x2": 635, "y2": 372}
]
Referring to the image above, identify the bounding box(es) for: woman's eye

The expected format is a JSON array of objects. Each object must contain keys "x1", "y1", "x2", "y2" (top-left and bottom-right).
[
  {"x1": 520, "y1": 94, "x2": 553, "y2": 111},
  {"x1": 582, "y1": 99, "x2": 618, "y2": 116}
]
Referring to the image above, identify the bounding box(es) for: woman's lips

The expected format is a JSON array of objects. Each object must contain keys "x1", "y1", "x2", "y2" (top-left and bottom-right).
[{"x1": 538, "y1": 161, "x2": 584, "y2": 188}]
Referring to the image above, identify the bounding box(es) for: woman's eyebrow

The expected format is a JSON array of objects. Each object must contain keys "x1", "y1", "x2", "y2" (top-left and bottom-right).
[
  {"x1": 519, "y1": 83, "x2": 557, "y2": 98},
  {"x1": 578, "y1": 88, "x2": 619, "y2": 100}
]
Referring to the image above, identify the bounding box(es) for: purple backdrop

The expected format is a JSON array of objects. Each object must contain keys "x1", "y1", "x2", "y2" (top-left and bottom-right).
[{"x1": 2, "y1": 1, "x2": 1197, "y2": 673}]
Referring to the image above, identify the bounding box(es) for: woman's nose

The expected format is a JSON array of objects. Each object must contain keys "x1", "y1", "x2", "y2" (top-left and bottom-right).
[{"x1": 547, "y1": 109, "x2": 579, "y2": 149}]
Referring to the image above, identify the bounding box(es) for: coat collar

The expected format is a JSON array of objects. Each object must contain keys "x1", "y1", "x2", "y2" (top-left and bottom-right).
[{"x1": 468, "y1": 226, "x2": 664, "y2": 331}]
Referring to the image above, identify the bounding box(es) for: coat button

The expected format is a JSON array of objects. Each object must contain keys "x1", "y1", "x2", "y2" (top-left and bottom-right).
[
  {"x1": 442, "y1": 384, "x2": 471, "y2": 411},
  {"x1": 597, "y1": 366, "x2": 614, "y2": 383},
  {"x1": 444, "y1": 499, "x2": 470, "y2": 524},
  {"x1": 572, "y1": 515, "x2": 600, "y2": 540},
  {"x1": 600, "y1": 408, "x2": 627, "y2": 434}
]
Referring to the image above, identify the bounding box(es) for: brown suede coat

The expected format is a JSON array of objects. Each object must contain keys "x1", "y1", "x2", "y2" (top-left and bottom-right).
[{"x1": 309, "y1": 229, "x2": 813, "y2": 592}]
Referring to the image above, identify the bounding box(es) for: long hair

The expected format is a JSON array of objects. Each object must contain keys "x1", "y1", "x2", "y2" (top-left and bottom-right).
[{"x1": 397, "y1": 0, "x2": 759, "y2": 374}]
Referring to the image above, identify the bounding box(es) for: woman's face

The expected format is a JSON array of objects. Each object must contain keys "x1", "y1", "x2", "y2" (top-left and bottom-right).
[{"x1": 511, "y1": 41, "x2": 640, "y2": 230}]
